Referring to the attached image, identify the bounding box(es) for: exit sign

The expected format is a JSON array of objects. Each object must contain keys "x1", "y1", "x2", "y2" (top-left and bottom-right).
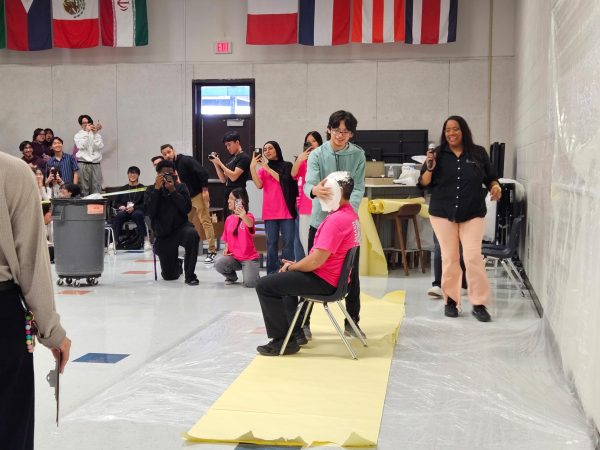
[{"x1": 215, "y1": 41, "x2": 232, "y2": 54}]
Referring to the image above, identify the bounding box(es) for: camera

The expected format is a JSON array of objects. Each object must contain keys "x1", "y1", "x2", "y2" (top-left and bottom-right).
[
  {"x1": 162, "y1": 173, "x2": 174, "y2": 183},
  {"x1": 208, "y1": 152, "x2": 218, "y2": 160}
]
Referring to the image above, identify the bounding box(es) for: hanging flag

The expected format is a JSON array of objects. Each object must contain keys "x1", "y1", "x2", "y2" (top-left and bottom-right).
[
  {"x1": 4, "y1": 0, "x2": 52, "y2": 51},
  {"x1": 299, "y1": 0, "x2": 350, "y2": 46},
  {"x1": 0, "y1": 0, "x2": 6, "y2": 49},
  {"x1": 351, "y1": 0, "x2": 405, "y2": 44},
  {"x1": 53, "y1": 0, "x2": 99, "y2": 48},
  {"x1": 405, "y1": 0, "x2": 457, "y2": 44},
  {"x1": 100, "y1": 0, "x2": 148, "y2": 47},
  {"x1": 246, "y1": 0, "x2": 298, "y2": 45}
]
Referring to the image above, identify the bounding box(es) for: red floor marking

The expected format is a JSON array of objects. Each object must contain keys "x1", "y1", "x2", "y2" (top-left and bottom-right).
[
  {"x1": 122, "y1": 270, "x2": 152, "y2": 274},
  {"x1": 58, "y1": 290, "x2": 92, "y2": 295}
]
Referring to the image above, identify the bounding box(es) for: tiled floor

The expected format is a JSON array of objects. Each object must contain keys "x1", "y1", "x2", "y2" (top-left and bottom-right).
[{"x1": 33, "y1": 250, "x2": 595, "y2": 449}]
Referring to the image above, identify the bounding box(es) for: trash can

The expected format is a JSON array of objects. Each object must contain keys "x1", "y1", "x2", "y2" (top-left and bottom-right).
[{"x1": 51, "y1": 198, "x2": 108, "y2": 287}]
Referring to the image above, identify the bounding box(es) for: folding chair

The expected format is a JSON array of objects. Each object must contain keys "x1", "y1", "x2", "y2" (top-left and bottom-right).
[{"x1": 280, "y1": 247, "x2": 367, "y2": 359}]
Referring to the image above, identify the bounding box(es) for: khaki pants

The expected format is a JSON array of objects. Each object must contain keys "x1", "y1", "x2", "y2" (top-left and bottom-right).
[
  {"x1": 189, "y1": 192, "x2": 216, "y2": 253},
  {"x1": 429, "y1": 216, "x2": 490, "y2": 307}
]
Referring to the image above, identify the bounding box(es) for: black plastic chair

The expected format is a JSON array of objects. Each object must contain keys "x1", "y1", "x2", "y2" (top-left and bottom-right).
[
  {"x1": 482, "y1": 216, "x2": 527, "y2": 297},
  {"x1": 280, "y1": 247, "x2": 368, "y2": 359}
]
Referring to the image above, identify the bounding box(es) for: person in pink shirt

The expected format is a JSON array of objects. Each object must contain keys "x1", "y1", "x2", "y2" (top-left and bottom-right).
[
  {"x1": 291, "y1": 131, "x2": 323, "y2": 260},
  {"x1": 250, "y1": 141, "x2": 298, "y2": 274},
  {"x1": 214, "y1": 188, "x2": 260, "y2": 287},
  {"x1": 254, "y1": 173, "x2": 360, "y2": 356}
]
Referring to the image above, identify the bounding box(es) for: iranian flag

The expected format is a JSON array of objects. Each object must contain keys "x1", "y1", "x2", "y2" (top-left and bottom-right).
[
  {"x1": 53, "y1": 0, "x2": 99, "y2": 48},
  {"x1": 100, "y1": 0, "x2": 148, "y2": 47}
]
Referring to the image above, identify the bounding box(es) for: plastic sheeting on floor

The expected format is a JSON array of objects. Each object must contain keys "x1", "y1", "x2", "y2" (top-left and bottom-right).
[
  {"x1": 378, "y1": 315, "x2": 595, "y2": 449},
  {"x1": 185, "y1": 291, "x2": 405, "y2": 448}
]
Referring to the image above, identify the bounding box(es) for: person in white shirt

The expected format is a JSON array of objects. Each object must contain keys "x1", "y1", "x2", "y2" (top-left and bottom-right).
[{"x1": 74, "y1": 114, "x2": 104, "y2": 196}]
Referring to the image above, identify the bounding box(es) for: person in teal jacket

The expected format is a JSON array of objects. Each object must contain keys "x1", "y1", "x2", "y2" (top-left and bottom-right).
[{"x1": 301, "y1": 110, "x2": 366, "y2": 340}]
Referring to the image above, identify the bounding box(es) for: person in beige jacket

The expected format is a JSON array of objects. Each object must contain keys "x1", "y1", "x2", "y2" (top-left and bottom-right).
[{"x1": 0, "y1": 151, "x2": 71, "y2": 450}]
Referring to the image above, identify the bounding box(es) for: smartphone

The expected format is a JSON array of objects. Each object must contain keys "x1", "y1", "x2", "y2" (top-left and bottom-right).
[
  {"x1": 234, "y1": 199, "x2": 243, "y2": 210},
  {"x1": 254, "y1": 148, "x2": 263, "y2": 157},
  {"x1": 303, "y1": 142, "x2": 312, "y2": 151}
]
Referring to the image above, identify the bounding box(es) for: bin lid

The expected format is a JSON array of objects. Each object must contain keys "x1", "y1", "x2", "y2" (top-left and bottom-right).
[{"x1": 51, "y1": 198, "x2": 108, "y2": 205}]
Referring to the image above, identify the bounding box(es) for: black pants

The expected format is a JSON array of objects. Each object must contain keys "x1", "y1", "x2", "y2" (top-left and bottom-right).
[
  {"x1": 112, "y1": 209, "x2": 146, "y2": 243},
  {"x1": 0, "y1": 284, "x2": 34, "y2": 450},
  {"x1": 256, "y1": 271, "x2": 336, "y2": 339},
  {"x1": 154, "y1": 223, "x2": 199, "y2": 280},
  {"x1": 300, "y1": 226, "x2": 361, "y2": 325}
]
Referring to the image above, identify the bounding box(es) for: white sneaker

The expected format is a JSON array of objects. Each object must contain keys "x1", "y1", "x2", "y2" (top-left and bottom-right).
[
  {"x1": 204, "y1": 252, "x2": 216, "y2": 264},
  {"x1": 427, "y1": 286, "x2": 443, "y2": 298}
]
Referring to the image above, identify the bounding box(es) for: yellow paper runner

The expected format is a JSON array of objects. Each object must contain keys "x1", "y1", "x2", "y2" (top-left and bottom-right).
[
  {"x1": 358, "y1": 198, "x2": 388, "y2": 277},
  {"x1": 184, "y1": 291, "x2": 405, "y2": 448},
  {"x1": 367, "y1": 197, "x2": 428, "y2": 217}
]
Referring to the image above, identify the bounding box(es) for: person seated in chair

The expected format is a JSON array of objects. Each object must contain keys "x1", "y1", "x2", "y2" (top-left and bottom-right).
[
  {"x1": 144, "y1": 160, "x2": 200, "y2": 286},
  {"x1": 254, "y1": 172, "x2": 361, "y2": 356},
  {"x1": 112, "y1": 166, "x2": 146, "y2": 249}
]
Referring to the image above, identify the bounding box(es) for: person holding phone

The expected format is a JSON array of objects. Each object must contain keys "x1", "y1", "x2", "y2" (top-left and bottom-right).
[
  {"x1": 250, "y1": 140, "x2": 298, "y2": 275},
  {"x1": 291, "y1": 131, "x2": 323, "y2": 260},
  {"x1": 419, "y1": 115, "x2": 502, "y2": 321},
  {"x1": 0, "y1": 152, "x2": 71, "y2": 449},
  {"x1": 74, "y1": 114, "x2": 104, "y2": 196},
  {"x1": 214, "y1": 188, "x2": 260, "y2": 287},
  {"x1": 144, "y1": 160, "x2": 200, "y2": 285},
  {"x1": 209, "y1": 131, "x2": 251, "y2": 219}
]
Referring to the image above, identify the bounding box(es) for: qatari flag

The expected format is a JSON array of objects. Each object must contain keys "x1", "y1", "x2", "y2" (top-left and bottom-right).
[
  {"x1": 5, "y1": 0, "x2": 52, "y2": 51},
  {"x1": 299, "y1": 0, "x2": 351, "y2": 46},
  {"x1": 405, "y1": 0, "x2": 457, "y2": 44}
]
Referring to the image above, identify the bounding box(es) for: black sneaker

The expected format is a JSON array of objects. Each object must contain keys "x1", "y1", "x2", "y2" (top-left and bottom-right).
[
  {"x1": 445, "y1": 298, "x2": 459, "y2": 318},
  {"x1": 295, "y1": 332, "x2": 308, "y2": 346},
  {"x1": 344, "y1": 319, "x2": 366, "y2": 339},
  {"x1": 185, "y1": 277, "x2": 199, "y2": 286},
  {"x1": 302, "y1": 325, "x2": 312, "y2": 340},
  {"x1": 256, "y1": 339, "x2": 300, "y2": 356},
  {"x1": 472, "y1": 305, "x2": 491, "y2": 322},
  {"x1": 204, "y1": 252, "x2": 216, "y2": 264}
]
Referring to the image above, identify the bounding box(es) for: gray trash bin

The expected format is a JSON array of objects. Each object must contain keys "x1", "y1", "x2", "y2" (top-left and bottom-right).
[{"x1": 51, "y1": 198, "x2": 108, "y2": 287}]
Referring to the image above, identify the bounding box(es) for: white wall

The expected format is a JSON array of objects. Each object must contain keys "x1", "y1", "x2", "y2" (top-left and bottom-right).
[
  {"x1": 0, "y1": 0, "x2": 514, "y2": 187},
  {"x1": 514, "y1": 0, "x2": 600, "y2": 429}
]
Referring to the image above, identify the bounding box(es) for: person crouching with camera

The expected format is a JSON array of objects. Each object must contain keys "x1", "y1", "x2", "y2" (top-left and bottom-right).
[
  {"x1": 144, "y1": 160, "x2": 200, "y2": 286},
  {"x1": 214, "y1": 188, "x2": 260, "y2": 288}
]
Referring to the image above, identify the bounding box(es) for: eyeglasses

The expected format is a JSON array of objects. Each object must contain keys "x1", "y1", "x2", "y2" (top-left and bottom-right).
[
  {"x1": 330, "y1": 128, "x2": 352, "y2": 137},
  {"x1": 24, "y1": 145, "x2": 33, "y2": 149}
]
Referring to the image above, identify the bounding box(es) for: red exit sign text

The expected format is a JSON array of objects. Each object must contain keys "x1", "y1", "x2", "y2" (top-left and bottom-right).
[{"x1": 215, "y1": 41, "x2": 232, "y2": 54}]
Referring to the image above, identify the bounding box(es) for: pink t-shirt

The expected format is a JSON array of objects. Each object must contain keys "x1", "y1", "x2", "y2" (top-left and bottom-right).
[
  {"x1": 258, "y1": 167, "x2": 292, "y2": 220},
  {"x1": 312, "y1": 204, "x2": 361, "y2": 287},
  {"x1": 222, "y1": 212, "x2": 259, "y2": 261},
  {"x1": 293, "y1": 160, "x2": 312, "y2": 216}
]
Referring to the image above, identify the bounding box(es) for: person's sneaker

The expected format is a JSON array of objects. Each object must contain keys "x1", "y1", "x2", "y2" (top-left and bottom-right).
[
  {"x1": 256, "y1": 339, "x2": 300, "y2": 356},
  {"x1": 224, "y1": 277, "x2": 238, "y2": 285},
  {"x1": 295, "y1": 332, "x2": 308, "y2": 346},
  {"x1": 302, "y1": 325, "x2": 312, "y2": 340},
  {"x1": 445, "y1": 298, "x2": 459, "y2": 317},
  {"x1": 427, "y1": 285, "x2": 443, "y2": 298},
  {"x1": 204, "y1": 252, "x2": 216, "y2": 264},
  {"x1": 185, "y1": 277, "x2": 199, "y2": 286},
  {"x1": 178, "y1": 258, "x2": 184, "y2": 275},
  {"x1": 472, "y1": 305, "x2": 491, "y2": 322},
  {"x1": 344, "y1": 320, "x2": 367, "y2": 339}
]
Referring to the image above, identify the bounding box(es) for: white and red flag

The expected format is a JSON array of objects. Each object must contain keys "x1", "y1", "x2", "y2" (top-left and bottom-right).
[
  {"x1": 246, "y1": 0, "x2": 298, "y2": 45},
  {"x1": 53, "y1": 0, "x2": 99, "y2": 48},
  {"x1": 351, "y1": 0, "x2": 405, "y2": 44}
]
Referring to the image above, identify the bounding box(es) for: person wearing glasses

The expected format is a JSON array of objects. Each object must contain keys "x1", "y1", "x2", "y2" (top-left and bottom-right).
[
  {"x1": 31, "y1": 128, "x2": 52, "y2": 161},
  {"x1": 302, "y1": 110, "x2": 366, "y2": 340},
  {"x1": 74, "y1": 114, "x2": 104, "y2": 196}
]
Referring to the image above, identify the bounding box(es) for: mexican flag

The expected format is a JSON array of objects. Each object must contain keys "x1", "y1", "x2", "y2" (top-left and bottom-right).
[
  {"x1": 0, "y1": 0, "x2": 6, "y2": 49},
  {"x1": 100, "y1": 0, "x2": 148, "y2": 47}
]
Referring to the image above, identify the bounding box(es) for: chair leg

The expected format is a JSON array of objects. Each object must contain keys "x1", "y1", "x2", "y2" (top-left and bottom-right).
[
  {"x1": 323, "y1": 303, "x2": 358, "y2": 360},
  {"x1": 500, "y1": 259, "x2": 523, "y2": 295},
  {"x1": 506, "y1": 259, "x2": 527, "y2": 297},
  {"x1": 337, "y1": 301, "x2": 368, "y2": 348},
  {"x1": 395, "y1": 217, "x2": 409, "y2": 276},
  {"x1": 412, "y1": 216, "x2": 426, "y2": 273},
  {"x1": 280, "y1": 300, "x2": 306, "y2": 356},
  {"x1": 300, "y1": 301, "x2": 314, "y2": 328},
  {"x1": 153, "y1": 249, "x2": 157, "y2": 281}
]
